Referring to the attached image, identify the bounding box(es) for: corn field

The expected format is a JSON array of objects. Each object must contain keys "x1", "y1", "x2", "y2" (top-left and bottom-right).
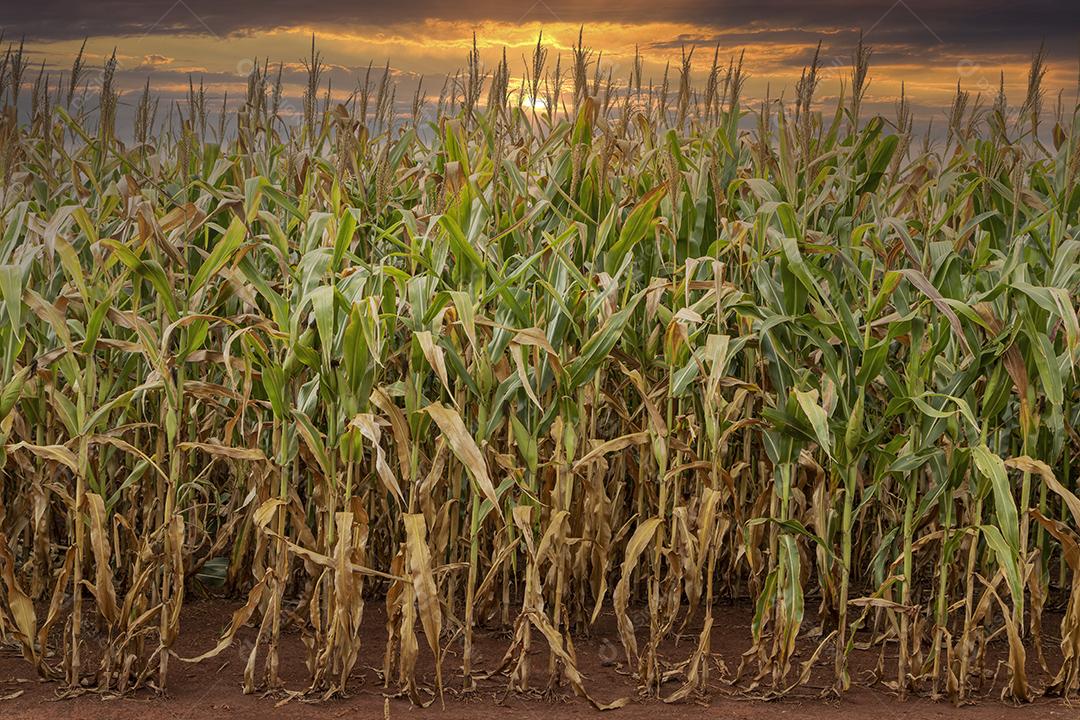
[{"x1": 0, "y1": 35, "x2": 1078, "y2": 707}]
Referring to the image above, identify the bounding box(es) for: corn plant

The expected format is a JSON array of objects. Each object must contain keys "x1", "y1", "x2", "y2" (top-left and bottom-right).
[{"x1": 0, "y1": 35, "x2": 1076, "y2": 708}]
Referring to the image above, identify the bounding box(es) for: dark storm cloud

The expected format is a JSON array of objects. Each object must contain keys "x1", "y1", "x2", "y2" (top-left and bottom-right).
[{"x1": 2, "y1": 1, "x2": 1078, "y2": 59}]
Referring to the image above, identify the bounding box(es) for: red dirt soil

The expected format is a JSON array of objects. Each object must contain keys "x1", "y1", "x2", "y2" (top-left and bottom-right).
[{"x1": 0, "y1": 599, "x2": 1071, "y2": 720}]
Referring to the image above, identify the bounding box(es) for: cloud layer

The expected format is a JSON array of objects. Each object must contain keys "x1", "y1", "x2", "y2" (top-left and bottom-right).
[
  {"x1": 3, "y1": 0, "x2": 1078, "y2": 61},
  {"x1": 5, "y1": 0, "x2": 1076, "y2": 133}
]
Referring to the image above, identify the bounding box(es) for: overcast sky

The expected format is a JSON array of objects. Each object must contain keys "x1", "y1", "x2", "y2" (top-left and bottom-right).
[
  {"x1": 3, "y1": 1, "x2": 1077, "y2": 52},
  {"x1": 3, "y1": 1, "x2": 1078, "y2": 124}
]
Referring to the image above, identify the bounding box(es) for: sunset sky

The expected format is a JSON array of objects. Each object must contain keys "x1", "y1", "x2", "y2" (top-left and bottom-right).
[{"x1": 3, "y1": 1, "x2": 1079, "y2": 126}]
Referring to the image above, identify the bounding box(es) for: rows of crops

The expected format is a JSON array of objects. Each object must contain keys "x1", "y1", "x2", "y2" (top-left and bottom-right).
[{"x1": 0, "y1": 37, "x2": 1078, "y2": 705}]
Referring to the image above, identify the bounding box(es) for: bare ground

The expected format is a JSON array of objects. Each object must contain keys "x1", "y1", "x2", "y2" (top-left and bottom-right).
[{"x1": 0, "y1": 599, "x2": 1072, "y2": 719}]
